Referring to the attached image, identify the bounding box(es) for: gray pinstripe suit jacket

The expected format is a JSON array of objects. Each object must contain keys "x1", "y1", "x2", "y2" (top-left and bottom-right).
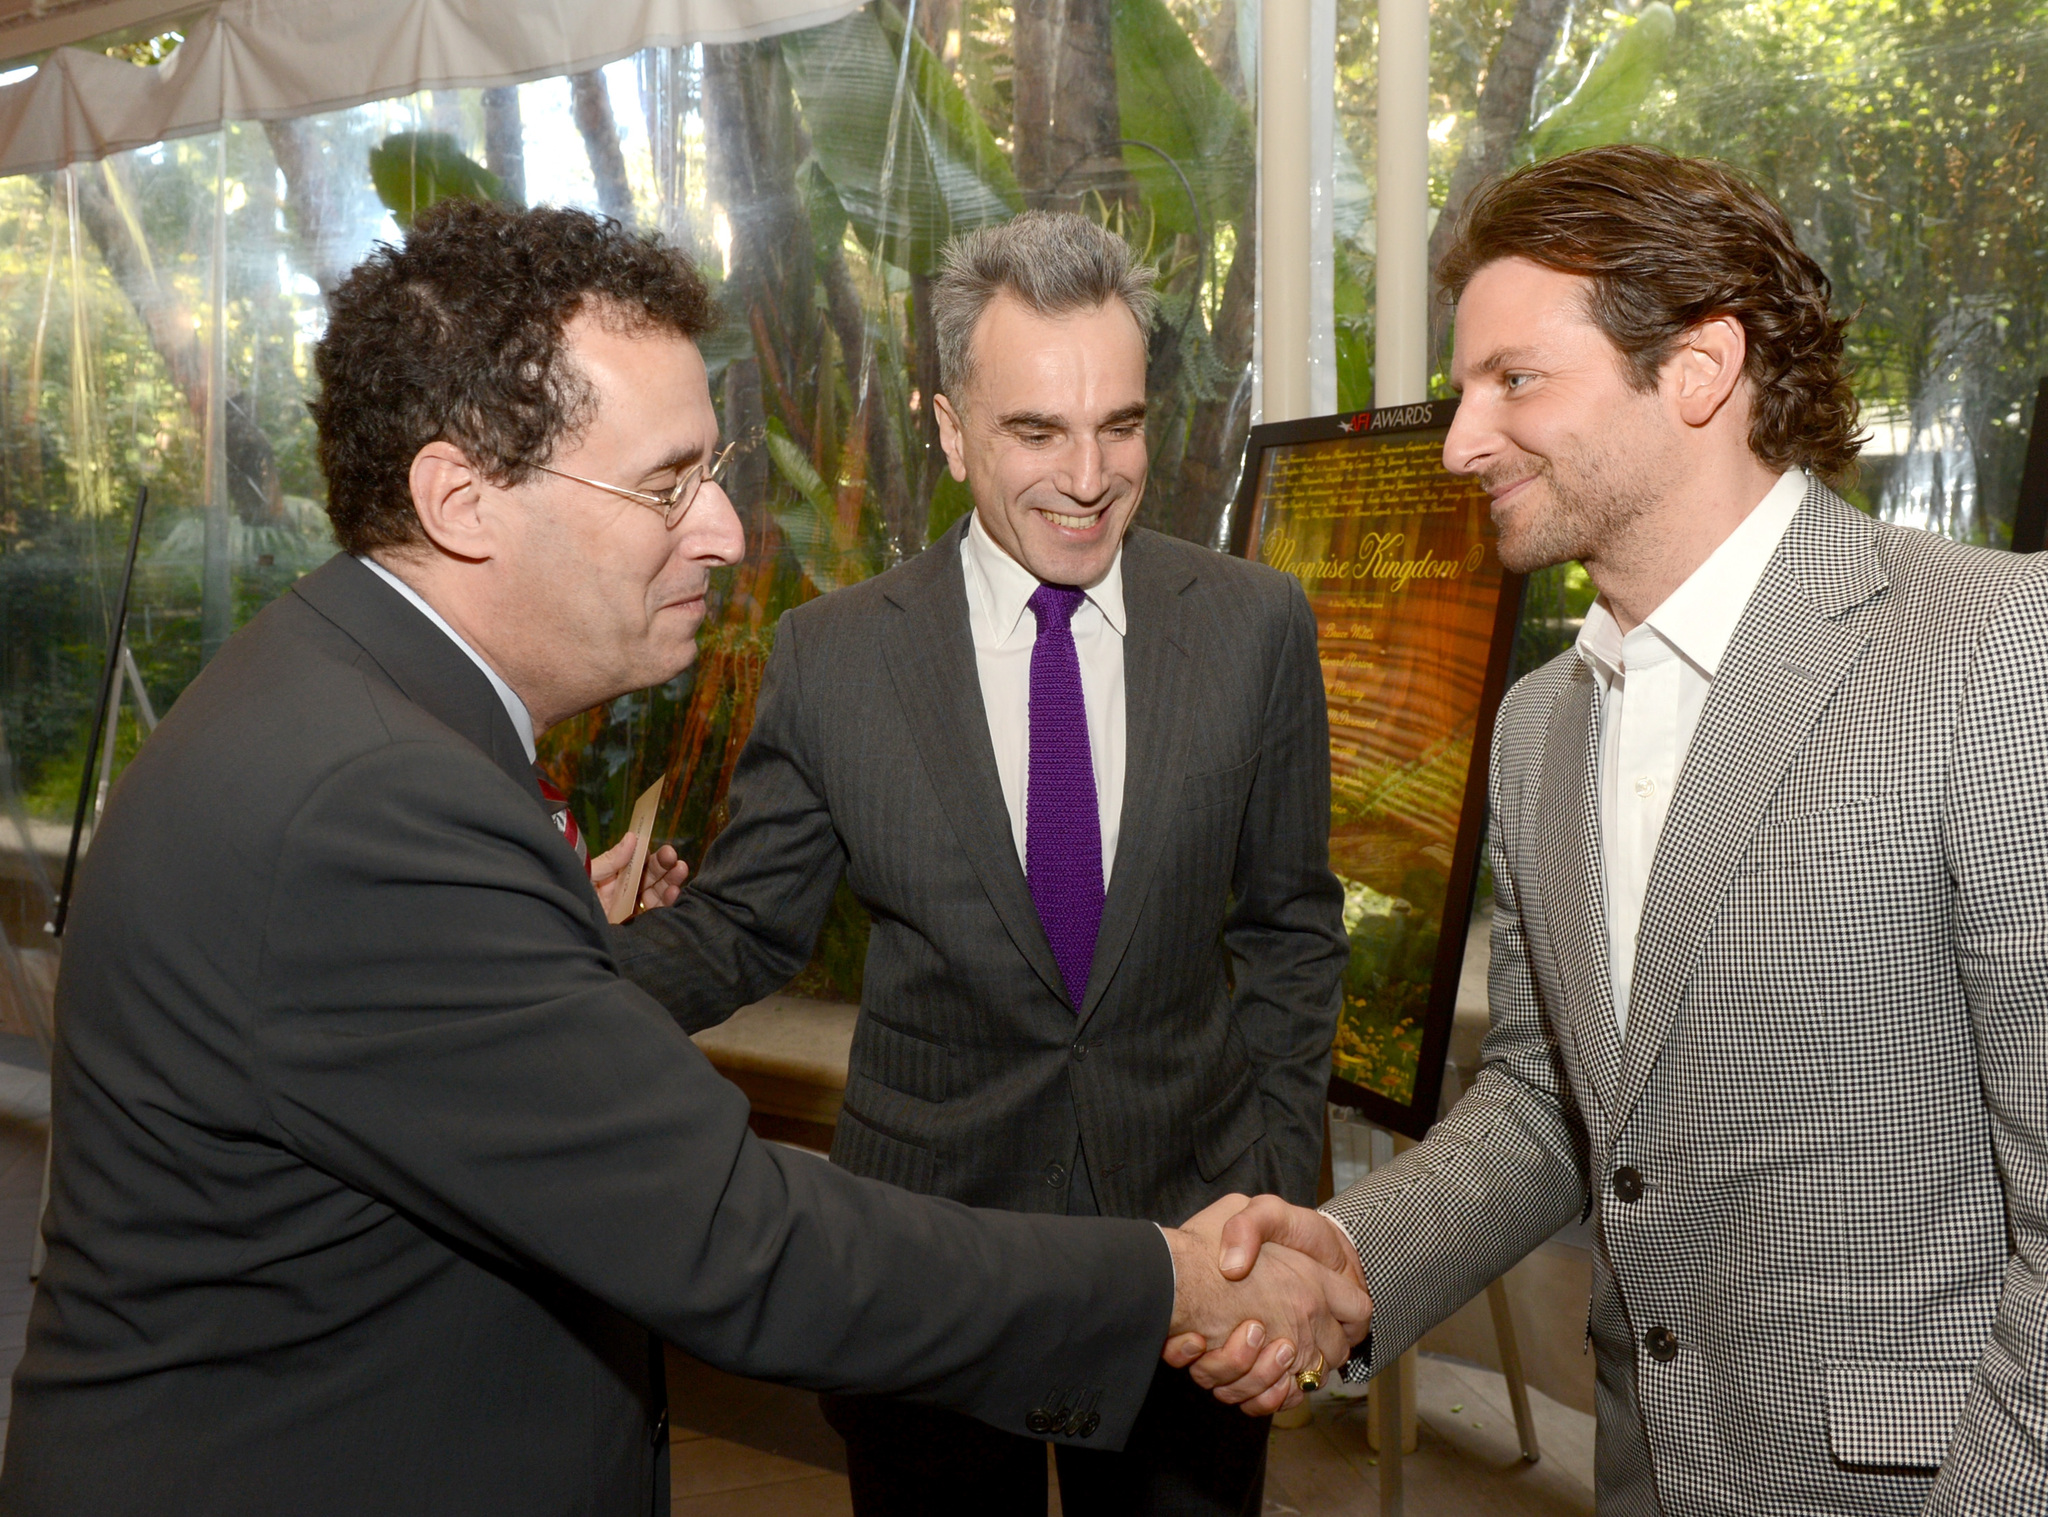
[
  {"x1": 1326, "y1": 483, "x2": 2048, "y2": 1515},
  {"x1": 617, "y1": 518, "x2": 1348, "y2": 1224}
]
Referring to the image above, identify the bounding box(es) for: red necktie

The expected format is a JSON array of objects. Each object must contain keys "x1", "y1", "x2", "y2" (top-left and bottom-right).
[{"x1": 534, "y1": 765, "x2": 590, "y2": 874}]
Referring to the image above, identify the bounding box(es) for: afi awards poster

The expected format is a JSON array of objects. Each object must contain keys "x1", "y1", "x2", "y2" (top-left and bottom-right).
[{"x1": 1235, "y1": 403, "x2": 1520, "y2": 1136}]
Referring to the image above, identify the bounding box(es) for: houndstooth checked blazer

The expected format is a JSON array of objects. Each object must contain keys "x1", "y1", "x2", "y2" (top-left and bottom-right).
[{"x1": 1324, "y1": 480, "x2": 2048, "y2": 1515}]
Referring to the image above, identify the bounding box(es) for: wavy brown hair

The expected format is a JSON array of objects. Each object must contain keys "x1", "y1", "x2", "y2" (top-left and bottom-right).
[
  {"x1": 1436, "y1": 144, "x2": 1862, "y2": 483},
  {"x1": 311, "y1": 200, "x2": 717, "y2": 554}
]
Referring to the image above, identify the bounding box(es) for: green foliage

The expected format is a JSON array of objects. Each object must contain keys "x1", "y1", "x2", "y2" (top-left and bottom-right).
[
  {"x1": 1113, "y1": 0, "x2": 1254, "y2": 234},
  {"x1": 1632, "y1": 0, "x2": 2048, "y2": 541},
  {"x1": 783, "y1": 6, "x2": 1022, "y2": 277},
  {"x1": 1334, "y1": 243, "x2": 1375, "y2": 412},
  {"x1": 765, "y1": 425, "x2": 882, "y2": 589},
  {"x1": 368, "y1": 132, "x2": 505, "y2": 229},
  {"x1": 101, "y1": 29, "x2": 183, "y2": 66},
  {"x1": 927, "y1": 470, "x2": 974, "y2": 541},
  {"x1": 1526, "y1": 3, "x2": 1677, "y2": 161}
]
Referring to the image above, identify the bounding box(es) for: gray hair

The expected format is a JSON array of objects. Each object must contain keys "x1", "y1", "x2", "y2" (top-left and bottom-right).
[{"x1": 931, "y1": 212, "x2": 1159, "y2": 400}]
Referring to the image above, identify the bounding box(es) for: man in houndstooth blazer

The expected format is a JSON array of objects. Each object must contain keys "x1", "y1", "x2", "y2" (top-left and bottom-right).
[{"x1": 1207, "y1": 147, "x2": 2048, "y2": 1512}]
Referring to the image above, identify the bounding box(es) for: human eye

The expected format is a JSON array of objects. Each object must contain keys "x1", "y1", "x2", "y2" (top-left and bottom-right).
[{"x1": 1502, "y1": 371, "x2": 1536, "y2": 393}]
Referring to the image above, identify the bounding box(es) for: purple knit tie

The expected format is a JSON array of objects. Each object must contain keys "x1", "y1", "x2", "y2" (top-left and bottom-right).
[{"x1": 1026, "y1": 584, "x2": 1103, "y2": 1011}]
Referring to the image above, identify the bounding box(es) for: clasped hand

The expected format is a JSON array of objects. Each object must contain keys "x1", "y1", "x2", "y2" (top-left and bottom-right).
[
  {"x1": 591, "y1": 840, "x2": 1368, "y2": 1412},
  {"x1": 1158, "y1": 1194, "x2": 1371, "y2": 1417}
]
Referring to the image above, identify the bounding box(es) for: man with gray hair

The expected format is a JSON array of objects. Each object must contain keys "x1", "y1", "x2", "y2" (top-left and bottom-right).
[{"x1": 619, "y1": 210, "x2": 1349, "y2": 1513}]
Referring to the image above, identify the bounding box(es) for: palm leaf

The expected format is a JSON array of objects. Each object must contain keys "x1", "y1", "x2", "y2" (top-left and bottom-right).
[{"x1": 783, "y1": 5, "x2": 1023, "y2": 277}]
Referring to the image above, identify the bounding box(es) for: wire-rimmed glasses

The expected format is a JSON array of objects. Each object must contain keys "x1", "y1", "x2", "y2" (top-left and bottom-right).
[{"x1": 534, "y1": 437, "x2": 745, "y2": 529}]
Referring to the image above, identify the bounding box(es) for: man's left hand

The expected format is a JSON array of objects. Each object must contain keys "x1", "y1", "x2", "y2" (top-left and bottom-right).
[{"x1": 591, "y1": 838, "x2": 689, "y2": 919}]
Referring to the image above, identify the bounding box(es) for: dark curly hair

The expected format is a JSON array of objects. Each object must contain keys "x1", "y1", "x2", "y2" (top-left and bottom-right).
[
  {"x1": 311, "y1": 200, "x2": 717, "y2": 554},
  {"x1": 1436, "y1": 145, "x2": 1861, "y2": 483}
]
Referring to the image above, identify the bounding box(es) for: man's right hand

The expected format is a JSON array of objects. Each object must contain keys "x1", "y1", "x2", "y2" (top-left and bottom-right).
[{"x1": 1159, "y1": 1205, "x2": 1371, "y2": 1417}]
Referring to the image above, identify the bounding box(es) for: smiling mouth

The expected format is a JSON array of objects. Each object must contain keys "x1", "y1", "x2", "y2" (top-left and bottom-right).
[{"x1": 1036, "y1": 506, "x2": 1105, "y2": 531}]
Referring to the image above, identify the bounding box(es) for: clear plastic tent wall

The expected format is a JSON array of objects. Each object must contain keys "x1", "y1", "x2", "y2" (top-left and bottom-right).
[
  {"x1": 0, "y1": 1, "x2": 1261, "y2": 1011},
  {"x1": 3, "y1": 0, "x2": 2045, "y2": 1021}
]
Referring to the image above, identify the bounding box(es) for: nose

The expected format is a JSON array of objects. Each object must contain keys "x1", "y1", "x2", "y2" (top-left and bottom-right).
[
  {"x1": 688, "y1": 481, "x2": 747, "y2": 567},
  {"x1": 1059, "y1": 435, "x2": 1108, "y2": 503},
  {"x1": 1442, "y1": 397, "x2": 1491, "y2": 477}
]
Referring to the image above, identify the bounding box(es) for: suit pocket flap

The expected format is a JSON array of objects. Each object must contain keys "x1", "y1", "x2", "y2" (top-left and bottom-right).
[
  {"x1": 1193, "y1": 1063, "x2": 1266, "y2": 1182},
  {"x1": 1822, "y1": 1361, "x2": 1974, "y2": 1469},
  {"x1": 1742, "y1": 794, "x2": 1897, "y2": 873},
  {"x1": 831, "y1": 1095, "x2": 939, "y2": 1194},
  {"x1": 1180, "y1": 754, "x2": 1257, "y2": 811}
]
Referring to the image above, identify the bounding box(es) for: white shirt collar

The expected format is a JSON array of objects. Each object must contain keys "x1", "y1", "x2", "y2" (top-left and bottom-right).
[
  {"x1": 961, "y1": 509, "x2": 1128, "y2": 646},
  {"x1": 1577, "y1": 467, "x2": 1806, "y2": 683},
  {"x1": 356, "y1": 554, "x2": 538, "y2": 763}
]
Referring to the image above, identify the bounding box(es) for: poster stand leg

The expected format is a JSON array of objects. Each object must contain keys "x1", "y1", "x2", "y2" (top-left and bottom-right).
[{"x1": 1486, "y1": 1277, "x2": 1541, "y2": 1464}]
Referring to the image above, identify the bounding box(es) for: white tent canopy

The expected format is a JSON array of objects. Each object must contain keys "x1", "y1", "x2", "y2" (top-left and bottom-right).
[{"x1": 0, "y1": 0, "x2": 860, "y2": 177}]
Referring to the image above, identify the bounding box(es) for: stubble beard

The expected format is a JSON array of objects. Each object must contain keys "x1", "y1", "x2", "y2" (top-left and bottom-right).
[{"x1": 1485, "y1": 441, "x2": 1657, "y2": 577}]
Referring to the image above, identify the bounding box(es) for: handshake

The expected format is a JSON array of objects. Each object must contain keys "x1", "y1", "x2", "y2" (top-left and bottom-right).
[{"x1": 1158, "y1": 1195, "x2": 1373, "y2": 1417}]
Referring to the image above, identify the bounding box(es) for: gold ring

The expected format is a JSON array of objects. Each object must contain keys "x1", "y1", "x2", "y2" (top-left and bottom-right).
[{"x1": 1294, "y1": 1351, "x2": 1327, "y2": 1393}]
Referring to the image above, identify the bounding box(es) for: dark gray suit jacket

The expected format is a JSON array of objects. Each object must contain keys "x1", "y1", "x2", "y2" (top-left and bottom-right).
[
  {"x1": 617, "y1": 521, "x2": 1347, "y2": 1225},
  {"x1": 0, "y1": 554, "x2": 1170, "y2": 1517}
]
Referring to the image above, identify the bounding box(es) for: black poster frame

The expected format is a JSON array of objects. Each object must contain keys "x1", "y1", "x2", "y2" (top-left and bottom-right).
[{"x1": 1230, "y1": 400, "x2": 1523, "y2": 1140}]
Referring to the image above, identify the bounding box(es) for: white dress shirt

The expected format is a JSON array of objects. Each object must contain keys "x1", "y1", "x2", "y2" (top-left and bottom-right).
[
  {"x1": 960, "y1": 511, "x2": 1128, "y2": 886},
  {"x1": 357, "y1": 554, "x2": 538, "y2": 763},
  {"x1": 1575, "y1": 467, "x2": 1806, "y2": 1038}
]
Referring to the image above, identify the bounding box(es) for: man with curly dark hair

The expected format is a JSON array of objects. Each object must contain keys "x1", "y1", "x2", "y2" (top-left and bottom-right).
[
  {"x1": 1217, "y1": 143, "x2": 2048, "y2": 1514},
  {"x1": 0, "y1": 200, "x2": 1370, "y2": 1517}
]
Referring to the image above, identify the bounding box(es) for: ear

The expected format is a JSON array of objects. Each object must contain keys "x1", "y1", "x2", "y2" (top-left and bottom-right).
[
  {"x1": 1670, "y1": 315, "x2": 1749, "y2": 429},
  {"x1": 407, "y1": 441, "x2": 496, "y2": 561},
  {"x1": 931, "y1": 392, "x2": 971, "y2": 483}
]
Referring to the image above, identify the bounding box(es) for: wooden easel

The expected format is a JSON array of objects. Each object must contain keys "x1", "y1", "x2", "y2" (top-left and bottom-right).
[{"x1": 1316, "y1": 1084, "x2": 1540, "y2": 1517}]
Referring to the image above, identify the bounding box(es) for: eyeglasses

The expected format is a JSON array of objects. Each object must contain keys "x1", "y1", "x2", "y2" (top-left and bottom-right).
[{"x1": 534, "y1": 438, "x2": 745, "y2": 529}]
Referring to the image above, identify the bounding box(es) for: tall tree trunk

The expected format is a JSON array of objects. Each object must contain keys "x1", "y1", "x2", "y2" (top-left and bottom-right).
[
  {"x1": 704, "y1": 42, "x2": 828, "y2": 548},
  {"x1": 1426, "y1": 0, "x2": 1575, "y2": 355},
  {"x1": 1012, "y1": 0, "x2": 1137, "y2": 214},
  {"x1": 482, "y1": 86, "x2": 527, "y2": 206},
  {"x1": 262, "y1": 118, "x2": 353, "y2": 295},
  {"x1": 60, "y1": 164, "x2": 279, "y2": 525},
  {"x1": 570, "y1": 70, "x2": 635, "y2": 224},
  {"x1": 1142, "y1": 194, "x2": 1255, "y2": 547},
  {"x1": 792, "y1": 100, "x2": 919, "y2": 561}
]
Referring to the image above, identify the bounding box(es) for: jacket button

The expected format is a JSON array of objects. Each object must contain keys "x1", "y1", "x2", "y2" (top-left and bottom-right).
[
  {"x1": 1026, "y1": 1409, "x2": 1055, "y2": 1435},
  {"x1": 1074, "y1": 1411, "x2": 1100, "y2": 1438},
  {"x1": 1072, "y1": 1041, "x2": 1088, "y2": 1060},
  {"x1": 1644, "y1": 1326, "x2": 1678, "y2": 1362},
  {"x1": 1612, "y1": 1165, "x2": 1644, "y2": 1203},
  {"x1": 1044, "y1": 1161, "x2": 1067, "y2": 1188}
]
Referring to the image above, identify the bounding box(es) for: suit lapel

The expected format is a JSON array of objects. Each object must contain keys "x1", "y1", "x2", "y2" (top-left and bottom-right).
[
  {"x1": 1532, "y1": 659, "x2": 1624, "y2": 1126},
  {"x1": 880, "y1": 523, "x2": 1070, "y2": 1008},
  {"x1": 290, "y1": 553, "x2": 541, "y2": 802},
  {"x1": 1076, "y1": 531, "x2": 1197, "y2": 1027},
  {"x1": 1607, "y1": 486, "x2": 1885, "y2": 1135}
]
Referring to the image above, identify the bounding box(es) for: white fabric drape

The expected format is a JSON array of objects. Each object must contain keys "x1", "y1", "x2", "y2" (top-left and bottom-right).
[{"x1": 0, "y1": 0, "x2": 861, "y2": 176}]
